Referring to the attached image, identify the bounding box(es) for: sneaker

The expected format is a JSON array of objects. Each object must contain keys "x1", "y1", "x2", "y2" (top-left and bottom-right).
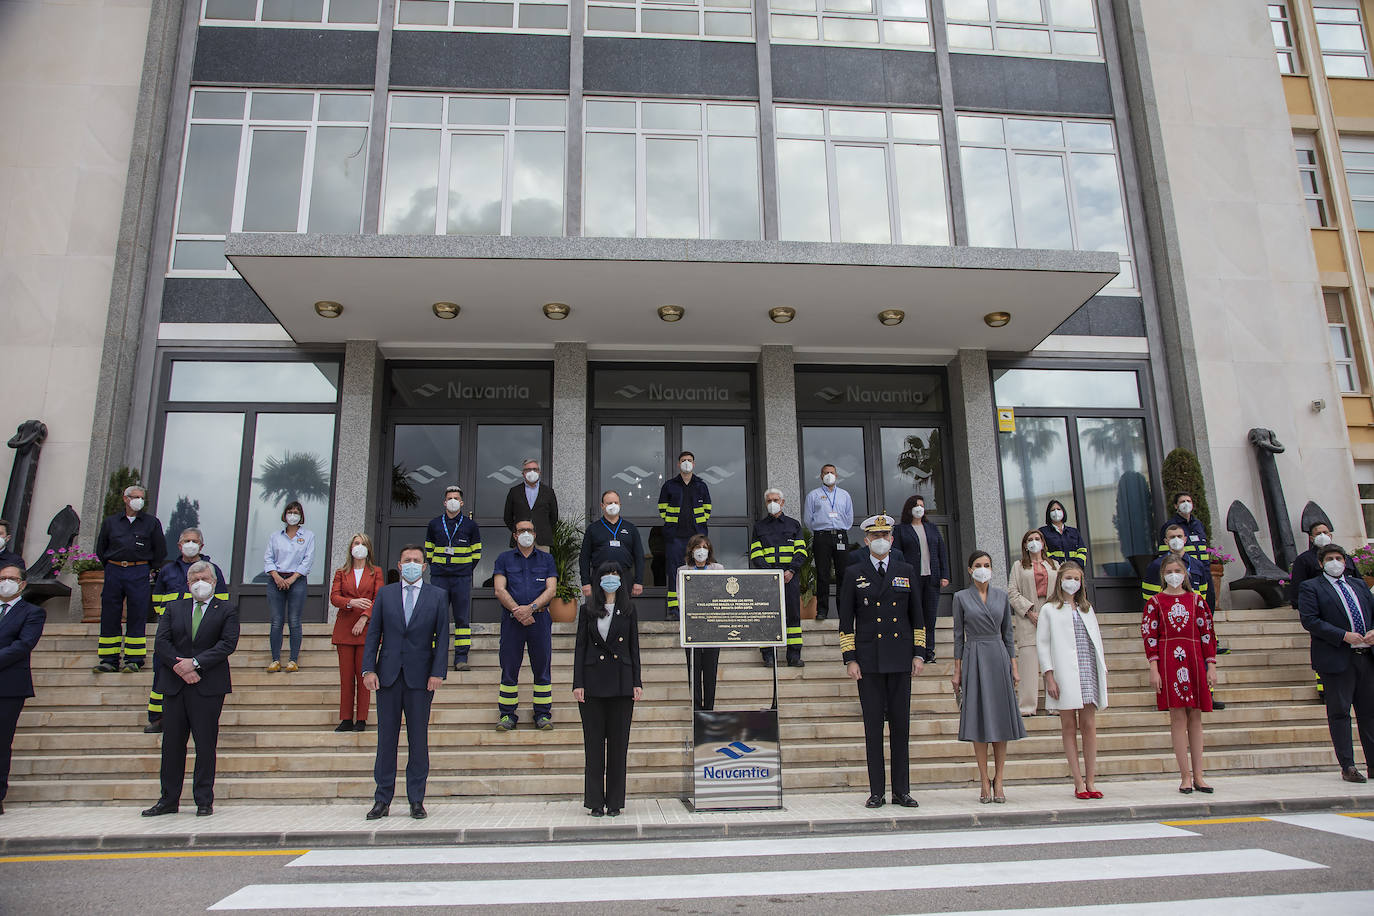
[
  {"x1": 93, "y1": 662, "x2": 119, "y2": 674},
  {"x1": 453, "y1": 661, "x2": 470, "y2": 672},
  {"x1": 266, "y1": 661, "x2": 282, "y2": 673},
  {"x1": 121, "y1": 662, "x2": 142, "y2": 674},
  {"x1": 285, "y1": 661, "x2": 299, "y2": 672},
  {"x1": 1216, "y1": 645, "x2": 1231, "y2": 656},
  {"x1": 535, "y1": 716, "x2": 553, "y2": 731},
  {"x1": 496, "y1": 715, "x2": 517, "y2": 732}
]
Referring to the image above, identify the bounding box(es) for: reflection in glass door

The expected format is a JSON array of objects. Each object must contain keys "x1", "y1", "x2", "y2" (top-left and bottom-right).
[
  {"x1": 998, "y1": 416, "x2": 1073, "y2": 567},
  {"x1": 1077, "y1": 417, "x2": 1152, "y2": 580}
]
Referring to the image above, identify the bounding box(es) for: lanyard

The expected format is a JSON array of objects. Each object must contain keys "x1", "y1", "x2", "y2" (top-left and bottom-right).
[
  {"x1": 823, "y1": 487, "x2": 838, "y2": 513},
  {"x1": 441, "y1": 514, "x2": 462, "y2": 546},
  {"x1": 601, "y1": 518, "x2": 623, "y2": 539}
]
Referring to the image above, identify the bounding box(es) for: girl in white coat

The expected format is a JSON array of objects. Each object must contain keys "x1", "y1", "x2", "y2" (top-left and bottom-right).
[{"x1": 1036, "y1": 562, "x2": 1109, "y2": 799}]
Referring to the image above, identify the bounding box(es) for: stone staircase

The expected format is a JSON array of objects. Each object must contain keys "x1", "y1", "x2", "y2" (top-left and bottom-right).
[{"x1": 7, "y1": 608, "x2": 1335, "y2": 805}]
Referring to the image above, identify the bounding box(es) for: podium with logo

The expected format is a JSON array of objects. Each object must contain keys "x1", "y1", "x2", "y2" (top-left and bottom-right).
[{"x1": 678, "y1": 569, "x2": 786, "y2": 811}]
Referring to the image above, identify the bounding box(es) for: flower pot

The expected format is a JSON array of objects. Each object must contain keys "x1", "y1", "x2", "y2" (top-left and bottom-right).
[
  {"x1": 78, "y1": 570, "x2": 104, "y2": 623},
  {"x1": 549, "y1": 597, "x2": 578, "y2": 623},
  {"x1": 801, "y1": 595, "x2": 817, "y2": 620},
  {"x1": 1210, "y1": 560, "x2": 1225, "y2": 605},
  {"x1": 1364, "y1": 575, "x2": 1374, "y2": 591}
]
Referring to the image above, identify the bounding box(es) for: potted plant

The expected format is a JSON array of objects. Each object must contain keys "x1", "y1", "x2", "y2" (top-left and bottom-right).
[
  {"x1": 1206, "y1": 547, "x2": 1235, "y2": 604},
  {"x1": 547, "y1": 517, "x2": 583, "y2": 623},
  {"x1": 1351, "y1": 543, "x2": 1374, "y2": 588},
  {"x1": 799, "y1": 526, "x2": 818, "y2": 619},
  {"x1": 46, "y1": 546, "x2": 103, "y2": 621}
]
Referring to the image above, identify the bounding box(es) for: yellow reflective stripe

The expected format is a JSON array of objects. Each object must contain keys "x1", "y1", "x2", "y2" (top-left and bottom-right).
[
  {"x1": 214, "y1": 591, "x2": 229, "y2": 600},
  {"x1": 532, "y1": 686, "x2": 553, "y2": 697},
  {"x1": 786, "y1": 626, "x2": 803, "y2": 646}
]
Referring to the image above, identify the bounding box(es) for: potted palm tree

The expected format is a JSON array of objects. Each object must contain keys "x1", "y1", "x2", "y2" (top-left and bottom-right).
[
  {"x1": 548, "y1": 518, "x2": 583, "y2": 623},
  {"x1": 799, "y1": 526, "x2": 818, "y2": 619}
]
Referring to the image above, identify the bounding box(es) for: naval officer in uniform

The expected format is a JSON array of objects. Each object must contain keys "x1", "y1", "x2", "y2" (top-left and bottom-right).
[{"x1": 839, "y1": 514, "x2": 925, "y2": 809}]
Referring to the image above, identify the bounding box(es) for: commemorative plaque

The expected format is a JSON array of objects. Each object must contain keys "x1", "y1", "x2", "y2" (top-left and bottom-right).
[{"x1": 678, "y1": 569, "x2": 785, "y2": 648}]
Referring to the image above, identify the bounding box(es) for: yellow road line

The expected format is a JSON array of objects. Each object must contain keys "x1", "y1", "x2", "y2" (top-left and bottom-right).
[
  {"x1": 1160, "y1": 816, "x2": 1271, "y2": 826},
  {"x1": 0, "y1": 848, "x2": 308, "y2": 864},
  {"x1": 1340, "y1": 811, "x2": 1374, "y2": 818}
]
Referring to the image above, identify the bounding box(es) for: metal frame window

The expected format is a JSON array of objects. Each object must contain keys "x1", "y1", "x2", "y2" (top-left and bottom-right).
[
  {"x1": 768, "y1": 0, "x2": 931, "y2": 49},
  {"x1": 1296, "y1": 134, "x2": 1333, "y2": 228},
  {"x1": 582, "y1": 99, "x2": 762, "y2": 239},
  {"x1": 381, "y1": 94, "x2": 567, "y2": 237},
  {"x1": 774, "y1": 105, "x2": 950, "y2": 245},
  {"x1": 1358, "y1": 462, "x2": 1374, "y2": 540},
  {"x1": 957, "y1": 112, "x2": 1135, "y2": 291},
  {"x1": 1326, "y1": 290, "x2": 1361, "y2": 393},
  {"x1": 586, "y1": 0, "x2": 753, "y2": 40},
  {"x1": 1271, "y1": 2, "x2": 1299, "y2": 74},
  {"x1": 201, "y1": 0, "x2": 380, "y2": 26},
  {"x1": 394, "y1": 0, "x2": 570, "y2": 31},
  {"x1": 1340, "y1": 135, "x2": 1374, "y2": 229},
  {"x1": 170, "y1": 89, "x2": 372, "y2": 276},
  {"x1": 1315, "y1": 1, "x2": 1372, "y2": 77},
  {"x1": 944, "y1": 0, "x2": 1100, "y2": 59}
]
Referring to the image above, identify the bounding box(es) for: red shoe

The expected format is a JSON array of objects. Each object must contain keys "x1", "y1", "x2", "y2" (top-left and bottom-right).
[
  {"x1": 1075, "y1": 790, "x2": 1092, "y2": 799},
  {"x1": 1088, "y1": 791, "x2": 1103, "y2": 799}
]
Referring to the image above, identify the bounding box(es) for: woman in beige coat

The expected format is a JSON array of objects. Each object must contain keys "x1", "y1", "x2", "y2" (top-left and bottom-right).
[{"x1": 1006, "y1": 529, "x2": 1059, "y2": 716}]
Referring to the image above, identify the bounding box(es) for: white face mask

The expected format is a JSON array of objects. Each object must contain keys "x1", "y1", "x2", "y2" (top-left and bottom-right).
[
  {"x1": 1049, "y1": 509, "x2": 1064, "y2": 523},
  {"x1": 822, "y1": 473, "x2": 837, "y2": 487},
  {"x1": 680, "y1": 460, "x2": 694, "y2": 474},
  {"x1": 767, "y1": 501, "x2": 782, "y2": 516},
  {"x1": 971, "y1": 567, "x2": 993, "y2": 584},
  {"x1": 1325, "y1": 559, "x2": 1348, "y2": 578},
  {"x1": 912, "y1": 505, "x2": 925, "y2": 519},
  {"x1": 0, "y1": 537, "x2": 7, "y2": 551},
  {"x1": 0, "y1": 580, "x2": 20, "y2": 600},
  {"x1": 351, "y1": 543, "x2": 368, "y2": 559},
  {"x1": 516, "y1": 531, "x2": 536, "y2": 548},
  {"x1": 285, "y1": 513, "x2": 301, "y2": 527},
  {"x1": 445, "y1": 498, "x2": 462, "y2": 513},
  {"x1": 180, "y1": 541, "x2": 201, "y2": 559},
  {"x1": 128, "y1": 498, "x2": 145, "y2": 512},
  {"x1": 869, "y1": 538, "x2": 891, "y2": 557},
  {"x1": 1168, "y1": 536, "x2": 1185, "y2": 552},
  {"x1": 1061, "y1": 578, "x2": 1082, "y2": 595},
  {"x1": 693, "y1": 547, "x2": 709, "y2": 563},
  {"x1": 1026, "y1": 539, "x2": 1042, "y2": 554},
  {"x1": 189, "y1": 580, "x2": 214, "y2": 602},
  {"x1": 524, "y1": 470, "x2": 539, "y2": 485},
  {"x1": 1177, "y1": 501, "x2": 1193, "y2": 515},
  {"x1": 1163, "y1": 572, "x2": 1186, "y2": 589},
  {"x1": 1313, "y1": 533, "x2": 1332, "y2": 548},
  {"x1": 604, "y1": 503, "x2": 621, "y2": 517}
]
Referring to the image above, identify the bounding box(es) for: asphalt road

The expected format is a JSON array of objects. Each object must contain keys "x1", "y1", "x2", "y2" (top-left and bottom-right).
[{"x1": 3, "y1": 813, "x2": 1374, "y2": 915}]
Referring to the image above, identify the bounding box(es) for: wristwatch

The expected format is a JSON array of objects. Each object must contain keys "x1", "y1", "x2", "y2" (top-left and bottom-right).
[{"x1": 192, "y1": 658, "x2": 201, "y2": 670}]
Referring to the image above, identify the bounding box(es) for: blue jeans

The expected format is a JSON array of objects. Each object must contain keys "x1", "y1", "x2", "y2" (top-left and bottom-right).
[{"x1": 266, "y1": 576, "x2": 307, "y2": 662}]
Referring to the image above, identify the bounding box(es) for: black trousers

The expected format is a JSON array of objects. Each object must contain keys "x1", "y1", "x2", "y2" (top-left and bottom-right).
[
  {"x1": 918, "y1": 576, "x2": 940, "y2": 660},
  {"x1": 1321, "y1": 650, "x2": 1374, "y2": 770},
  {"x1": 812, "y1": 531, "x2": 847, "y2": 615},
  {"x1": 685, "y1": 648, "x2": 720, "y2": 710},
  {"x1": 373, "y1": 682, "x2": 435, "y2": 805},
  {"x1": 0, "y1": 696, "x2": 24, "y2": 803},
  {"x1": 579, "y1": 695, "x2": 635, "y2": 810},
  {"x1": 160, "y1": 689, "x2": 225, "y2": 807},
  {"x1": 857, "y1": 671, "x2": 912, "y2": 798}
]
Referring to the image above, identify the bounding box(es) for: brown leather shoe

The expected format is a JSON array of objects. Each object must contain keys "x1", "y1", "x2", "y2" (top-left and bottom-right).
[{"x1": 1342, "y1": 766, "x2": 1367, "y2": 783}]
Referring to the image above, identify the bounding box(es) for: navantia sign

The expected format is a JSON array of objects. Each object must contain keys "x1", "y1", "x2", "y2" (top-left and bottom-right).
[{"x1": 796, "y1": 370, "x2": 945, "y2": 413}]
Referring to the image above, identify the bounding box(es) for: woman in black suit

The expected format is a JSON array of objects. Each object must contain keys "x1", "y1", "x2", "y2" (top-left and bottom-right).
[
  {"x1": 893, "y1": 494, "x2": 950, "y2": 661},
  {"x1": 573, "y1": 561, "x2": 643, "y2": 817}
]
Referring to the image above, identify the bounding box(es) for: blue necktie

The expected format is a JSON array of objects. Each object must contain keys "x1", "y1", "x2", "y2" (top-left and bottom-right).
[
  {"x1": 1335, "y1": 578, "x2": 1367, "y2": 634},
  {"x1": 404, "y1": 585, "x2": 416, "y2": 626}
]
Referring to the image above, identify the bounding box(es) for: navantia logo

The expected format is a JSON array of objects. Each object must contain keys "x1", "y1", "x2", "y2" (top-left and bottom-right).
[
  {"x1": 413, "y1": 383, "x2": 442, "y2": 398},
  {"x1": 487, "y1": 465, "x2": 524, "y2": 486},
  {"x1": 815, "y1": 386, "x2": 843, "y2": 402},
  {"x1": 715, "y1": 741, "x2": 756, "y2": 760},
  {"x1": 615, "y1": 384, "x2": 646, "y2": 399},
  {"x1": 695, "y1": 465, "x2": 735, "y2": 486},
  {"x1": 612, "y1": 465, "x2": 655, "y2": 486},
  {"x1": 405, "y1": 465, "x2": 447, "y2": 485}
]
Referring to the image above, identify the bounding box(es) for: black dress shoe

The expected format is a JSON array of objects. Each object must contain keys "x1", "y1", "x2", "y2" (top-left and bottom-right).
[
  {"x1": 865, "y1": 795, "x2": 885, "y2": 808},
  {"x1": 334, "y1": 720, "x2": 354, "y2": 733},
  {"x1": 1212, "y1": 700, "x2": 1226, "y2": 710},
  {"x1": 196, "y1": 805, "x2": 213, "y2": 816},
  {"x1": 815, "y1": 612, "x2": 829, "y2": 621},
  {"x1": 93, "y1": 662, "x2": 118, "y2": 674},
  {"x1": 410, "y1": 803, "x2": 427, "y2": 819},
  {"x1": 353, "y1": 720, "x2": 366, "y2": 732},
  {"x1": 1342, "y1": 767, "x2": 1368, "y2": 784},
  {"x1": 366, "y1": 802, "x2": 389, "y2": 820},
  {"x1": 453, "y1": 661, "x2": 470, "y2": 672},
  {"x1": 143, "y1": 721, "x2": 162, "y2": 734},
  {"x1": 1194, "y1": 784, "x2": 1214, "y2": 794},
  {"x1": 786, "y1": 653, "x2": 805, "y2": 668},
  {"x1": 589, "y1": 806, "x2": 605, "y2": 817},
  {"x1": 892, "y1": 793, "x2": 919, "y2": 808},
  {"x1": 607, "y1": 808, "x2": 620, "y2": 817},
  {"x1": 141, "y1": 801, "x2": 179, "y2": 817}
]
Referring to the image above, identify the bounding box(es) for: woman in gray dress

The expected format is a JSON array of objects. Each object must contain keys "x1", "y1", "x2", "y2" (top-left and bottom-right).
[{"x1": 952, "y1": 550, "x2": 1027, "y2": 803}]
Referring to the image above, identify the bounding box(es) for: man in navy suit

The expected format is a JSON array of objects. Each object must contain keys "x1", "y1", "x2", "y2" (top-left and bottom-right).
[
  {"x1": 363, "y1": 544, "x2": 449, "y2": 820},
  {"x1": 0, "y1": 562, "x2": 44, "y2": 814},
  {"x1": 1298, "y1": 544, "x2": 1374, "y2": 783}
]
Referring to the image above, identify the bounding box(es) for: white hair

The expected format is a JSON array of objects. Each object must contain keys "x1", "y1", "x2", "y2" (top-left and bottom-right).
[
  {"x1": 521, "y1": 457, "x2": 540, "y2": 468},
  {"x1": 186, "y1": 560, "x2": 214, "y2": 581},
  {"x1": 123, "y1": 485, "x2": 146, "y2": 498},
  {"x1": 764, "y1": 487, "x2": 784, "y2": 500},
  {"x1": 179, "y1": 527, "x2": 203, "y2": 541}
]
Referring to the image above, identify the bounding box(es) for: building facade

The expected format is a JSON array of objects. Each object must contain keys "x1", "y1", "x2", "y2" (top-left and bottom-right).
[{"x1": 11, "y1": 0, "x2": 1346, "y2": 622}]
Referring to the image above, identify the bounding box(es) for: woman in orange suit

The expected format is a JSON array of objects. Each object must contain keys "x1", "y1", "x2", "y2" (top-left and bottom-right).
[{"x1": 330, "y1": 533, "x2": 384, "y2": 733}]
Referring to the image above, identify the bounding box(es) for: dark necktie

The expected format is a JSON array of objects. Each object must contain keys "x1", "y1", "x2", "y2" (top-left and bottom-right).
[
  {"x1": 1335, "y1": 577, "x2": 1367, "y2": 633},
  {"x1": 0, "y1": 603, "x2": 9, "y2": 621},
  {"x1": 878, "y1": 562, "x2": 886, "y2": 576}
]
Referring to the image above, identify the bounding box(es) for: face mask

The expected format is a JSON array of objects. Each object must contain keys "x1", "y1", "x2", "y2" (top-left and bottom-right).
[
  {"x1": 129, "y1": 498, "x2": 145, "y2": 512},
  {"x1": 180, "y1": 541, "x2": 201, "y2": 559},
  {"x1": 767, "y1": 501, "x2": 782, "y2": 516},
  {"x1": 693, "y1": 547, "x2": 709, "y2": 563},
  {"x1": 400, "y1": 561, "x2": 424, "y2": 583},
  {"x1": 524, "y1": 470, "x2": 539, "y2": 484},
  {"x1": 0, "y1": 537, "x2": 7, "y2": 551},
  {"x1": 605, "y1": 503, "x2": 621, "y2": 517},
  {"x1": 446, "y1": 499, "x2": 462, "y2": 513},
  {"x1": 1026, "y1": 539, "x2": 1042, "y2": 554},
  {"x1": 822, "y1": 473, "x2": 837, "y2": 486},
  {"x1": 1062, "y1": 578, "x2": 1082, "y2": 595},
  {"x1": 516, "y1": 531, "x2": 535, "y2": 549},
  {"x1": 189, "y1": 580, "x2": 214, "y2": 602},
  {"x1": 1177, "y1": 501, "x2": 1193, "y2": 515},
  {"x1": 869, "y1": 538, "x2": 891, "y2": 557},
  {"x1": 912, "y1": 506, "x2": 925, "y2": 519},
  {"x1": 0, "y1": 580, "x2": 20, "y2": 600},
  {"x1": 680, "y1": 460, "x2": 694, "y2": 474},
  {"x1": 1163, "y1": 572, "x2": 1186, "y2": 589},
  {"x1": 972, "y1": 567, "x2": 993, "y2": 584},
  {"x1": 1313, "y1": 533, "x2": 1332, "y2": 548},
  {"x1": 1049, "y1": 509, "x2": 1064, "y2": 523},
  {"x1": 351, "y1": 543, "x2": 368, "y2": 560},
  {"x1": 600, "y1": 575, "x2": 621, "y2": 593},
  {"x1": 1325, "y1": 559, "x2": 1347, "y2": 579},
  {"x1": 285, "y1": 513, "x2": 301, "y2": 526},
  {"x1": 1168, "y1": 536, "x2": 1185, "y2": 552}
]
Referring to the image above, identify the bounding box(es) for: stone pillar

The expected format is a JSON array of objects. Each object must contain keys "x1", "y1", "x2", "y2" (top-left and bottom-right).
[
  {"x1": 950, "y1": 348, "x2": 1007, "y2": 583},
  {"x1": 552, "y1": 342, "x2": 589, "y2": 530},
  {"x1": 326, "y1": 340, "x2": 383, "y2": 621},
  {"x1": 758, "y1": 345, "x2": 800, "y2": 505}
]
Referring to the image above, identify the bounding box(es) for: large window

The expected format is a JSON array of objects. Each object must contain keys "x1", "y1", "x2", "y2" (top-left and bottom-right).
[
  {"x1": 586, "y1": 0, "x2": 753, "y2": 39},
  {"x1": 776, "y1": 105, "x2": 949, "y2": 245},
  {"x1": 958, "y1": 113, "x2": 1134, "y2": 290},
  {"x1": 769, "y1": 0, "x2": 930, "y2": 48},
  {"x1": 944, "y1": 0, "x2": 1100, "y2": 58},
  {"x1": 382, "y1": 95, "x2": 566, "y2": 236},
  {"x1": 1342, "y1": 135, "x2": 1374, "y2": 229},
  {"x1": 202, "y1": 0, "x2": 379, "y2": 25},
  {"x1": 583, "y1": 99, "x2": 761, "y2": 239},
  {"x1": 1297, "y1": 135, "x2": 1333, "y2": 229},
  {"x1": 1271, "y1": 3, "x2": 1299, "y2": 74},
  {"x1": 1315, "y1": 1, "x2": 1372, "y2": 77},
  {"x1": 1326, "y1": 290, "x2": 1360, "y2": 393},
  {"x1": 171, "y1": 89, "x2": 371, "y2": 274},
  {"x1": 395, "y1": 0, "x2": 569, "y2": 30}
]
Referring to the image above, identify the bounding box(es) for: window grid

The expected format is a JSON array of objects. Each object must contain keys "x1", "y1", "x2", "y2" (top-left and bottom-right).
[
  {"x1": 394, "y1": 0, "x2": 570, "y2": 32},
  {"x1": 582, "y1": 99, "x2": 762, "y2": 239},
  {"x1": 1359, "y1": 476, "x2": 1374, "y2": 540},
  {"x1": 1296, "y1": 134, "x2": 1332, "y2": 228},
  {"x1": 1270, "y1": 3, "x2": 1299, "y2": 74},
  {"x1": 957, "y1": 113, "x2": 1135, "y2": 291},
  {"x1": 944, "y1": 0, "x2": 1101, "y2": 59},
  {"x1": 381, "y1": 94, "x2": 568, "y2": 237},
  {"x1": 774, "y1": 105, "x2": 950, "y2": 245},
  {"x1": 1326, "y1": 290, "x2": 1361, "y2": 393},
  {"x1": 170, "y1": 89, "x2": 372, "y2": 276},
  {"x1": 1315, "y1": 1, "x2": 1372, "y2": 77},
  {"x1": 1340, "y1": 135, "x2": 1374, "y2": 229},
  {"x1": 200, "y1": 0, "x2": 380, "y2": 27},
  {"x1": 768, "y1": 0, "x2": 931, "y2": 50},
  {"x1": 585, "y1": 0, "x2": 754, "y2": 41}
]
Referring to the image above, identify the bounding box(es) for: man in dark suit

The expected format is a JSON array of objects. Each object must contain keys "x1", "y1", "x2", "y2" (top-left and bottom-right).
[
  {"x1": 1288, "y1": 522, "x2": 1354, "y2": 609},
  {"x1": 142, "y1": 561, "x2": 239, "y2": 817},
  {"x1": 362, "y1": 544, "x2": 449, "y2": 820},
  {"x1": 0, "y1": 519, "x2": 25, "y2": 574},
  {"x1": 502, "y1": 457, "x2": 559, "y2": 549},
  {"x1": 1298, "y1": 544, "x2": 1374, "y2": 783},
  {"x1": 839, "y1": 514, "x2": 925, "y2": 809},
  {"x1": 0, "y1": 562, "x2": 45, "y2": 814}
]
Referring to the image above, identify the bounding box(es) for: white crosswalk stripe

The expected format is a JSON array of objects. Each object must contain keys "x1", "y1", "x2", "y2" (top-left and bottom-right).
[
  {"x1": 210, "y1": 849, "x2": 1322, "y2": 910},
  {"x1": 921, "y1": 890, "x2": 1374, "y2": 915},
  {"x1": 1267, "y1": 813, "x2": 1374, "y2": 842}
]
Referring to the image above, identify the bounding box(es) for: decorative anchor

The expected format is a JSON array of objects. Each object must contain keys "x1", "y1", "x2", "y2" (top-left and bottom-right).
[
  {"x1": 1247, "y1": 428, "x2": 1297, "y2": 572},
  {"x1": 2, "y1": 420, "x2": 48, "y2": 558}
]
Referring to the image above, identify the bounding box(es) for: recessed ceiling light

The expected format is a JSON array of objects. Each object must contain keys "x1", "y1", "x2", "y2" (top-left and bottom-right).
[
  {"x1": 314, "y1": 300, "x2": 343, "y2": 318},
  {"x1": 658, "y1": 305, "x2": 685, "y2": 322},
  {"x1": 433, "y1": 302, "x2": 460, "y2": 319},
  {"x1": 877, "y1": 309, "x2": 905, "y2": 326},
  {"x1": 769, "y1": 307, "x2": 796, "y2": 324},
  {"x1": 984, "y1": 311, "x2": 1012, "y2": 328},
  {"x1": 542, "y1": 302, "x2": 571, "y2": 320}
]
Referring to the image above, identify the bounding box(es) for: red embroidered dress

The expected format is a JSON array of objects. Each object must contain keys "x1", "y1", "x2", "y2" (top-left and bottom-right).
[{"x1": 1141, "y1": 590, "x2": 1216, "y2": 711}]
